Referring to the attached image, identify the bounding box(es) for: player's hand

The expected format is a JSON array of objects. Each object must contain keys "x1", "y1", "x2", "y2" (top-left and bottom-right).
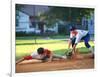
[
  {"x1": 47, "y1": 60, "x2": 52, "y2": 63},
  {"x1": 67, "y1": 48, "x2": 72, "y2": 51},
  {"x1": 68, "y1": 48, "x2": 72, "y2": 53}
]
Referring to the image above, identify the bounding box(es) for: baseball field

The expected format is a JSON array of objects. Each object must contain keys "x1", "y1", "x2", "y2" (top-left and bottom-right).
[{"x1": 16, "y1": 36, "x2": 94, "y2": 73}]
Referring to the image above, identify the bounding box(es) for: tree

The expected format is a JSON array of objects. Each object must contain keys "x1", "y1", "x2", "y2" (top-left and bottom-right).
[
  {"x1": 16, "y1": 4, "x2": 25, "y2": 27},
  {"x1": 39, "y1": 6, "x2": 94, "y2": 26}
]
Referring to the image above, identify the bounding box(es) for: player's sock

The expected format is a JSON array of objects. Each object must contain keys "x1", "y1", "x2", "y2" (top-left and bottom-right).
[{"x1": 62, "y1": 56, "x2": 67, "y2": 59}]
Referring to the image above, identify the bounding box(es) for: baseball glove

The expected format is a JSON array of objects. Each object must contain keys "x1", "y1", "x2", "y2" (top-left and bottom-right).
[{"x1": 65, "y1": 49, "x2": 73, "y2": 59}]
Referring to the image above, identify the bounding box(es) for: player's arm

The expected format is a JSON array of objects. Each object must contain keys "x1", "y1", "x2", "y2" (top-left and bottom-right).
[
  {"x1": 72, "y1": 35, "x2": 80, "y2": 54},
  {"x1": 68, "y1": 39, "x2": 72, "y2": 49},
  {"x1": 72, "y1": 44, "x2": 77, "y2": 54},
  {"x1": 48, "y1": 51, "x2": 53, "y2": 62},
  {"x1": 68, "y1": 32, "x2": 73, "y2": 49}
]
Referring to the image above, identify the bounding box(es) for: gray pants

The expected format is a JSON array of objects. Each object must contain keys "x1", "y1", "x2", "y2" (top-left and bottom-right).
[{"x1": 52, "y1": 54, "x2": 63, "y2": 59}]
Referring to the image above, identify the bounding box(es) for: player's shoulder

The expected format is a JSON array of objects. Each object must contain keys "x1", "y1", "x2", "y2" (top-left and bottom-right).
[
  {"x1": 76, "y1": 29, "x2": 87, "y2": 32},
  {"x1": 44, "y1": 49, "x2": 49, "y2": 51},
  {"x1": 76, "y1": 29, "x2": 82, "y2": 31},
  {"x1": 44, "y1": 49, "x2": 51, "y2": 52}
]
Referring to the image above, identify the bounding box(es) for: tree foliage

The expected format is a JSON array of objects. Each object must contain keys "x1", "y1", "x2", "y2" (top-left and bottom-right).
[{"x1": 39, "y1": 6, "x2": 94, "y2": 26}]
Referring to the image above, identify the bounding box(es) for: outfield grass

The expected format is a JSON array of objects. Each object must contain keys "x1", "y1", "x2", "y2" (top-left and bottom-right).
[
  {"x1": 16, "y1": 35, "x2": 68, "y2": 40},
  {"x1": 16, "y1": 38, "x2": 94, "y2": 60}
]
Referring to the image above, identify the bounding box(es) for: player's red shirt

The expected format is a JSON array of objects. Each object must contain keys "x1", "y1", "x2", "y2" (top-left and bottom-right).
[
  {"x1": 71, "y1": 30, "x2": 78, "y2": 36},
  {"x1": 43, "y1": 49, "x2": 51, "y2": 57}
]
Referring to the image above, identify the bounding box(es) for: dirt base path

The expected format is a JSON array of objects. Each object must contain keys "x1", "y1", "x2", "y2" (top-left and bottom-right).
[{"x1": 16, "y1": 54, "x2": 94, "y2": 73}]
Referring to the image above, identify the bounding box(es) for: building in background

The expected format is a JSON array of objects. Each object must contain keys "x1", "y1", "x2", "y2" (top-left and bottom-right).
[{"x1": 16, "y1": 5, "x2": 58, "y2": 34}]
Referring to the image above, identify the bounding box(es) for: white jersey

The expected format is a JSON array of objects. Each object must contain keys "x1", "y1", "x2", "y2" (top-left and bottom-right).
[
  {"x1": 31, "y1": 51, "x2": 42, "y2": 59},
  {"x1": 70, "y1": 29, "x2": 88, "y2": 44}
]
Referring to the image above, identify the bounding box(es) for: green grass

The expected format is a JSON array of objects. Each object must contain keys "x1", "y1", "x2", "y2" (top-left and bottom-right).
[
  {"x1": 16, "y1": 35, "x2": 68, "y2": 40},
  {"x1": 16, "y1": 38, "x2": 94, "y2": 60}
]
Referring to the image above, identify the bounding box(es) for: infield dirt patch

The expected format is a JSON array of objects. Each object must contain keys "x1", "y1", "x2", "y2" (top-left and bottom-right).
[{"x1": 16, "y1": 53, "x2": 94, "y2": 73}]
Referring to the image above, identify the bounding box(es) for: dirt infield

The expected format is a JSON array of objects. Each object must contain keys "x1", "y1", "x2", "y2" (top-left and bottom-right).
[{"x1": 16, "y1": 54, "x2": 94, "y2": 73}]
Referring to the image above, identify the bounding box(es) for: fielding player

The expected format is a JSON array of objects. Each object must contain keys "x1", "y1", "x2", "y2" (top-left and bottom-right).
[{"x1": 68, "y1": 26, "x2": 94, "y2": 58}]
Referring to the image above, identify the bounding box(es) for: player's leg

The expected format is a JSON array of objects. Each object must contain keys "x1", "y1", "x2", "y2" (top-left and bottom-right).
[
  {"x1": 83, "y1": 34, "x2": 94, "y2": 58},
  {"x1": 83, "y1": 34, "x2": 94, "y2": 53},
  {"x1": 16, "y1": 55, "x2": 33, "y2": 64},
  {"x1": 16, "y1": 57, "x2": 24, "y2": 64},
  {"x1": 53, "y1": 54, "x2": 66, "y2": 59}
]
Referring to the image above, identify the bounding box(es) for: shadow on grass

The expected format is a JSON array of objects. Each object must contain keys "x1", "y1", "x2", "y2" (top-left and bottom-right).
[
  {"x1": 16, "y1": 40, "x2": 66, "y2": 45},
  {"x1": 53, "y1": 46, "x2": 94, "y2": 55}
]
